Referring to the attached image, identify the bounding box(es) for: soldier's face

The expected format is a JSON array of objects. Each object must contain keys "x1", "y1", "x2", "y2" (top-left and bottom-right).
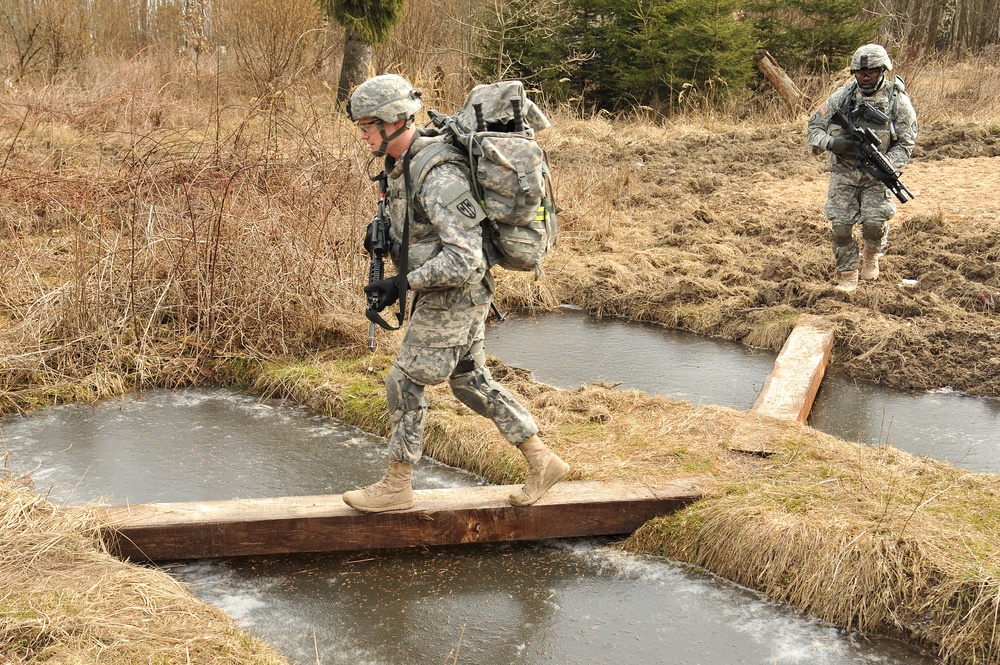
[
  {"x1": 358, "y1": 117, "x2": 410, "y2": 157},
  {"x1": 357, "y1": 117, "x2": 385, "y2": 151},
  {"x1": 853, "y1": 68, "x2": 882, "y2": 93}
]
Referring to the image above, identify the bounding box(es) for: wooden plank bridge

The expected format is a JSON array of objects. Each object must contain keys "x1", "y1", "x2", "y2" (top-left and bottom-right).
[
  {"x1": 733, "y1": 314, "x2": 835, "y2": 454},
  {"x1": 100, "y1": 315, "x2": 834, "y2": 562},
  {"x1": 100, "y1": 478, "x2": 706, "y2": 562},
  {"x1": 750, "y1": 314, "x2": 835, "y2": 423}
]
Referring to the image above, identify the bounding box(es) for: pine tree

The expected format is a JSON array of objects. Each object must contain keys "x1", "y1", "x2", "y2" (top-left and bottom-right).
[
  {"x1": 319, "y1": 0, "x2": 406, "y2": 101},
  {"x1": 474, "y1": 0, "x2": 756, "y2": 113},
  {"x1": 746, "y1": 0, "x2": 880, "y2": 73}
]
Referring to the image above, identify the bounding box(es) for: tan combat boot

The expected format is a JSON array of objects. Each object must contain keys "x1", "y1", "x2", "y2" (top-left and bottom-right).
[
  {"x1": 509, "y1": 435, "x2": 570, "y2": 507},
  {"x1": 834, "y1": 270, "x2": 859, "y2": 294},
  {"x1": 860, "y1": 250, "x2": 880, "y2": 280},
  {"x1": 342, "y1": 461, "x2": 415, "y2": 513}
]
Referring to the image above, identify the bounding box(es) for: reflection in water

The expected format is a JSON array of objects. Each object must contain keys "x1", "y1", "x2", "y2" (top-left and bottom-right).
[
  {"x1": 486, "y1": 307, "x2": 1000, "y2": 474},
  {"x1": 0, "y1": 389, "x2": 933, "y2": 664},
  {"x1": 485, "y1": 306, "x2": 777, "y2": 411}
]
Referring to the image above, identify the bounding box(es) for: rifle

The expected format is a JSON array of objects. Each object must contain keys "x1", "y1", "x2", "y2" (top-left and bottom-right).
[
  {"x1": 365, "y1": 172, "x2": 391, "y2": 350},
  {"x1": 831, "y1": 103, "x2": 915, "y2": 204}
]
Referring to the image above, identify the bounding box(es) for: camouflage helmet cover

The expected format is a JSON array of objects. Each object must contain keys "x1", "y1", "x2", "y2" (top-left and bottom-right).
[
  {"x1": 851, "y1": 44, "x2": 892, "y2": 72},
  {"x1": 346, "y1": 74, "x2": 423, "y2": 123}
]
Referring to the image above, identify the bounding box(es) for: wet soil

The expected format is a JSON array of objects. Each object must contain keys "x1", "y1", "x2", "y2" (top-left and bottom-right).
[{"x1": 541, "y1": 120, "x2": 1000, "y2": 397}]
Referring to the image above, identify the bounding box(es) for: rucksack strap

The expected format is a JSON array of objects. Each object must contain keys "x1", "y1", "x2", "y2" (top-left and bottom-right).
[{"x1": 886, "y1": 75, "x2": 905, "y2": 141}]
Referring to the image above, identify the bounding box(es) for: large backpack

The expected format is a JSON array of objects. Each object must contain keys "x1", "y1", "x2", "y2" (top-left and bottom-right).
[{"x1": 416, "y1": 81, "x2": 557, "y2": 275}]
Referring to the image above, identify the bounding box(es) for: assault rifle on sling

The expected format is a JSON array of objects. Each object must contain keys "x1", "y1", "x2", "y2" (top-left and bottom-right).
[
  {"x1": 364, "y1": 171, "x2": 393, "y2": 351},
  {"x1": 831, "y1": 101, "x2": 915, "y2": 204}
]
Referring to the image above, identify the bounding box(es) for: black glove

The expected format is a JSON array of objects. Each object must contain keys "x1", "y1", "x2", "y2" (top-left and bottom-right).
[
  {"x1": 364, "y1": 275, "x2": 406, "y2": 312},
  {"x1": 828, "y1": 136, "x2": 858, "y2": 155}
]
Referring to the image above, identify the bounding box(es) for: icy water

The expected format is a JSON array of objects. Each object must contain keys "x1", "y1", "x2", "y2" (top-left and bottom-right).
[
  {"x1": 0, "y1": 388, "x2": 935, "y2": 665},
  {"x1": 485, "y1": 307, "x2": 1000, "y2": 473}
]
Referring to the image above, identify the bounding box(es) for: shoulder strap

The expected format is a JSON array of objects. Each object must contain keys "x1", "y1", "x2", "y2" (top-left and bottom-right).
[
  {"x1": 405, "y1": 139, "x2": 464, "y2": 196},
  {"x1": 886, "y1": 75, "x2": 906, "y2": 141},
  {"x1": 837, "y1": 80, "x2": 858, "y2": 115},
  {"x1": 887, "y1": 75, "x2": 906, "y2": 114}
]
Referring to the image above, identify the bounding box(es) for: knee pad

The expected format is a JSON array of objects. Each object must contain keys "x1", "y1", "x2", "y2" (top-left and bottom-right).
[
  {"x1": 449, "y1": 366, "x2": 496, "y2": 418},
  {"x1": 386, "y1": 365, "x2": 428, "y2": 425},
  {"x1": 861, "y1": 220, "x2": 887, "y2": 243},
  {"x1": 831, "y1": 223, "x2": 854, "y2": 247}
]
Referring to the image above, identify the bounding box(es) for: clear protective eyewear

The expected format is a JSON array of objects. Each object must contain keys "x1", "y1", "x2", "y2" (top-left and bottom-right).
[{"x1": 356, "y1": 118, "x2": 383, "y2": 135}]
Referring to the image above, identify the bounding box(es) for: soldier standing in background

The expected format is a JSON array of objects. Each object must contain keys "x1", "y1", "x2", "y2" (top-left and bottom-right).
[
  {"x1": 342, "y1": 74, "x2": 569, "y2": 513},
  {"x1": 807, "y1": 44, "x2": 918, "y2": 294}
]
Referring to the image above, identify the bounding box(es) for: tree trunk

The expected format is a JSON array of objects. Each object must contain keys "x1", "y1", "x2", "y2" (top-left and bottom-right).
[
  {"x1": 753, "y1": 51, "x2": 805, "y2": 114},
  {"x1": 139, "y1": 0, "x2": 148, "y2": 38},
  {"x1": 337, "y1": 28, "x2": 373, "y2": 102}
]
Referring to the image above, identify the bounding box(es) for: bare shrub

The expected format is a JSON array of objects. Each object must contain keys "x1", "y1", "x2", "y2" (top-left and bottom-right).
[
  {"x1": 214, "y1": 0, "x2": 336, "y2": 96},
  {"x1": 0, "y1": 0, "x2": 91, "y2": 81},
  {"x1": 180, "y1": 0, "x2": 212, "y2": 70},
  {"x1": 89, "y1": 0, "x2": 144, "y2": 55},
  {"x1": 374, "y1": 0, "x2": 480, "y2": 107},
  {"x1": 0, "y1": 63, "x2": 374, "y2": 407}
]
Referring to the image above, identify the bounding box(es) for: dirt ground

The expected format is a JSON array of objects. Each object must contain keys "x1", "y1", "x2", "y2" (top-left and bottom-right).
[{"x1": 539, "y1": 119, "x2": 1000, "y2": 398}]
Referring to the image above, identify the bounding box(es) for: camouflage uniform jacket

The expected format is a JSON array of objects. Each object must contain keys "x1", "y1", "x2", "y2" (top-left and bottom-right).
[
  {"x1": 384, "y1": 133, "x2": 488, "y2": 293},
  {"x1": 806, "y1": 78, "x2": 918, "y2": 175}
]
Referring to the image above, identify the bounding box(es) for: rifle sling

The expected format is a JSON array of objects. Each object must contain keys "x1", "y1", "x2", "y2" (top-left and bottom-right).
[{"x1": 367, "y1": 160, "x2": 410, "y2": 332}]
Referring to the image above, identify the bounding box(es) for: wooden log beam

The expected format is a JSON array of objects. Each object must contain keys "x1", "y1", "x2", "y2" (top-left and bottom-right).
[
  {"x1": 749, "y1": 315, "x2": 835, "y2": 424},
  {"x1": 99, "y1": 478, "x2": 706, "y2": 562}
]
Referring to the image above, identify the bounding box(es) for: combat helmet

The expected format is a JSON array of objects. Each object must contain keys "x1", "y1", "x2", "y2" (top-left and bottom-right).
[
  {"x1": 346, "y1": 74, "x2": 422, "y2": 124},
  {"x1": 347, "y1": 74, "x2": 422, "y2": 157},
  {"x1": 851, "y1": 44, "x2": 892, "y2": 72}
]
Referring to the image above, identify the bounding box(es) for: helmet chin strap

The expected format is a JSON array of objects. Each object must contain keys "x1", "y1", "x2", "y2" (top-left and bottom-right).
[{"x1": 374, "y1": 119, "x2": 411, "y2": 157}]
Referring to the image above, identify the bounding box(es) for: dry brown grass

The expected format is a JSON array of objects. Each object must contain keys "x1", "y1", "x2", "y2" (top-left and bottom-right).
[
  {"x1": 625, "y1": 443, "x2": 1000, "y2": 662},
  {"x1": 1, "y1": 54, "x2": 379, "y2": 412},
  {"x1": 0, "y1": 473, "x2": 287, "y2": 663}
]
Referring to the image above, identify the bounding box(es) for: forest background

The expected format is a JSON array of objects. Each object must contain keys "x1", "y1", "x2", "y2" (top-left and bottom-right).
[{"x1": 2, "y1": 0, "x2": 999, "y2": 108}]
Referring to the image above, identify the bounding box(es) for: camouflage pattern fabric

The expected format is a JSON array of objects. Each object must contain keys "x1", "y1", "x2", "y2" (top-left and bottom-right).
[
  {"x1": 381, "y1": 143, "x2": 539, "y2": 463},
  {"x1": 806, "y1": 78, "x2": 918, "y2": 272},
  {"x1": 454, "y1": 81, "x2": 551, "y2": 135}
]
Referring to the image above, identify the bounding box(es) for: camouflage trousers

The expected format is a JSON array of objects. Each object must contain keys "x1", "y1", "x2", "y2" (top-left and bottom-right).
[
  {"x1": 824, "y1": 168, "x2": 895, "y2": 272},
  {"x1": 385, "y1": 279, "x2": 538, "y2": 464}
]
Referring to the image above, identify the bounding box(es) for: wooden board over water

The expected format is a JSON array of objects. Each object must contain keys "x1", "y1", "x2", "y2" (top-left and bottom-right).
[
  {"x1": 749, "y1": 315, "x2": 835, "y2": 424},
  {"x1": 100, "y1": 478, "x2": 705, "y2": 562}
]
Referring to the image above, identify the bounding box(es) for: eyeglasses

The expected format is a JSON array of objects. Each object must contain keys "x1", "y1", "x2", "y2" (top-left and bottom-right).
[{"x1": 356, "y1": 118, "x2": 383, "y2": 134}]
